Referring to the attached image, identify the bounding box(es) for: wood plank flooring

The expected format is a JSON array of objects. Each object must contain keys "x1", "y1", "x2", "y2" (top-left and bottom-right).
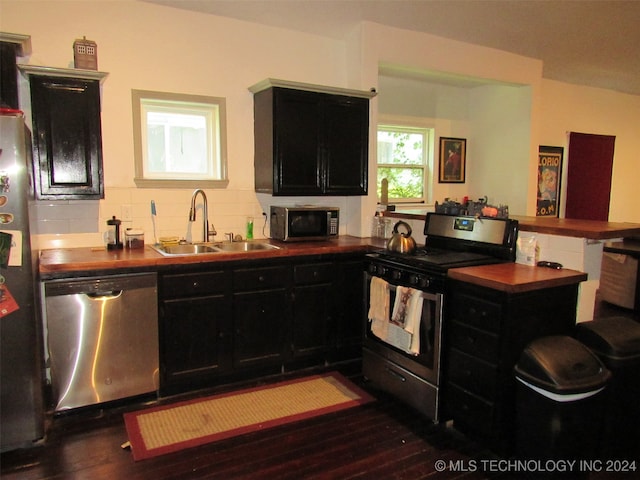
[
  {"x1": 2, "y1": 298, "x2": 637, "y2": 479},
  {"x1": 0, "y1": 373, "x2": 516, "y2": 480}
]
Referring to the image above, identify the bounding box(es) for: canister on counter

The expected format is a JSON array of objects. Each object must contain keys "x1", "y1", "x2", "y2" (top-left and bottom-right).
[{"x1": 125, "y1": 229, "x2": 145, "y2": 249}]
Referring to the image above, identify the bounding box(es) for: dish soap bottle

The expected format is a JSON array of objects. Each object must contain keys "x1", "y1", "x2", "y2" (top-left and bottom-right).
[{"x1": 246, "y1": 216, "x2": 254, "y2": 240}]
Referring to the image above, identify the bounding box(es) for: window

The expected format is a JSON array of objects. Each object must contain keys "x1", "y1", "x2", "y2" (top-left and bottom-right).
[
  {"x1": 132, "y1": 90, "x2": 228, "y2": 188},
  {"x1": 377, "y1": 125, "x2": 431, "y2": 203}
]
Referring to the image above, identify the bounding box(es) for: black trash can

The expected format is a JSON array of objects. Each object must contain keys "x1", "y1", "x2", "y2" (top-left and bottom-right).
[
  {"x1": 514, "y1": 335, "x2": 611, "y2": 462},
  {"x1": 575, "y1": 316, "x2": 640, "y2": 460}
]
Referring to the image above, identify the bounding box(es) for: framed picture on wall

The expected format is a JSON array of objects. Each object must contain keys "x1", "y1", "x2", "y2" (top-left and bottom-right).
[
  {"x1": 536, "y1": 145, "x2": 564, "y2": 217},
  {"x1": 438, "y1": 137, "x2": 466, "y2": 183}
]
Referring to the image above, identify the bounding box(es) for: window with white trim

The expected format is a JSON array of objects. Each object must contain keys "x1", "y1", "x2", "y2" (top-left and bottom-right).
[
  {"x1": 132, "y1": 90, "x2": 228, "y2": 188},
  {"x1": 377, "y1": 125, "x2": 431, "y2": 203}
]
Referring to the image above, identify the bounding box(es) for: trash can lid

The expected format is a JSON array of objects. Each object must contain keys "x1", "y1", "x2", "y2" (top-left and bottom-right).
[
  {"x1": 575, "y1": 317, "x2": 640, "y2": 367},
  {"x1": 514, "y1": 336, "x2": 611, "y2": 395}
]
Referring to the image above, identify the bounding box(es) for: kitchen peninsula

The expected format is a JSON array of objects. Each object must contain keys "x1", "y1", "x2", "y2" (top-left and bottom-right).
[{"x1": 387, "y1": 210, "x2": 640, "y2": 321}]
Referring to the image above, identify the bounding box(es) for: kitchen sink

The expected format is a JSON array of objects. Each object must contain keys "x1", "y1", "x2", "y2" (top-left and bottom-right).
[
  {"x1": 216, "y1": 241, "x2": 280, "y2": 252},
  {"x1": 151, "y1": 241, "x2": 279, "y2": 256},
  {"x1": 153, "y1": 244, "x2": 220, "y2": 255}
]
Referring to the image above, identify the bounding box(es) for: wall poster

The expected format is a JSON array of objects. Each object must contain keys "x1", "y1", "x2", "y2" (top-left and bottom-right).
[
  {"x1": 536, "y1": 145, "x2": 564, "y2": 217},
  {"x1": 438, "y1": 137, "x2": 466, "y2": 183}
]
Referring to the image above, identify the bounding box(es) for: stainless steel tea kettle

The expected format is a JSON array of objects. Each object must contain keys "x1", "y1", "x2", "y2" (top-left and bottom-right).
[{"x1": 386, "y1": 220, "x2": 416, "y2": 254}]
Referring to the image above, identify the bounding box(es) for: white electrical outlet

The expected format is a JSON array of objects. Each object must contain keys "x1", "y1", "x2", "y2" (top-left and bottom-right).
[{"x1": 121, "y1": 204, "x2": 133, "y2": 222}]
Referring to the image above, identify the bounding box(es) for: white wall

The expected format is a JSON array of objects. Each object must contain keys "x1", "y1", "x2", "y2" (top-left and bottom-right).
[
  {"x1": 2, "y1": 1, "x2": 638, "y2": 250},
  {"x1": 3, "y1": 0, "x2": 357, "y2": 248},
  {"x1": 539, "y1": 80, "x2": 640, "y2": 223}
]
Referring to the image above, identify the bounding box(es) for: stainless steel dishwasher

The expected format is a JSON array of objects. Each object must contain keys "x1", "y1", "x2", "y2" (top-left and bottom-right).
[{"x1": 44, "y1": 273, "x2": 159, "y2": 411}]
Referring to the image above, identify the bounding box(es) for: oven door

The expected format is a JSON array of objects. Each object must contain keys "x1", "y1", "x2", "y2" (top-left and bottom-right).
[{"x1": 364, "y1": 272, "x2": 443, "y2": 384}]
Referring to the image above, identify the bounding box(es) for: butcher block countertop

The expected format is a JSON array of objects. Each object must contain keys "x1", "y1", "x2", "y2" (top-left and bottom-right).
[
  {"x1": 448, "y1": 262, "x2": 588, "y2": 294},
  {"x1": 387, "y1": 210, "x2": 640, "y2": 240},
  {"x1": 38, "y1": 236, "x2": 375, "y2": 278}
]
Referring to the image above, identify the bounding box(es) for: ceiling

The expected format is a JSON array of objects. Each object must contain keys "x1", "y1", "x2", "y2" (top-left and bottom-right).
[{"x1": 145, "y1": 0, "x2": 640, "y2": 96}]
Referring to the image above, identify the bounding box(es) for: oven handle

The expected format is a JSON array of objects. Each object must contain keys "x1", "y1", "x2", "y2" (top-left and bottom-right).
[
  {"x1": 385, "y1": 366, "x2": 407, "y2": 382},
  {"x1": 368, "y1": 274, "x2": 442, "y2": 302}
]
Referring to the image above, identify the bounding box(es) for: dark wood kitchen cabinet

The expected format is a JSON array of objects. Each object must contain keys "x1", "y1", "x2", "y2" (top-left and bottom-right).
[
  {"x1": 332, "y1": 257, "x2": 366, "y2": 361},
  {"x1": 0, "y1": 42, "x2": 19, "y2": 109},
  {"x1": 232, "y1": 264, "x2": 290, "y2": 371},
  {"x1": 251, "y1": 80, "x2": 374, "y2": 196},
  {"x1": 0, "y1": 34, "x2": 30, "y2": 110},
  {"x1": 20, "y1": 66, "x2": 107, "y2": 199},
  {"x1": 291, "y1": 262, "x2": 334, "y2": 365},
  {"x1": 442, "y1": 280, "x2": 580, "y2": 457},
  {"x1": 158, "y1": 269, "x2": 232, "y2": 395},
  {"x1": 158, "y1": 253, "x2": 365, "y2": 395}
]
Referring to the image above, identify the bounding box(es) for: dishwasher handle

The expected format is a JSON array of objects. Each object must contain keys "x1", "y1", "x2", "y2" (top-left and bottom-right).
[
  {"x1": 44, "y1": 273, "x2": 157, "y2": 297},
  {"x1": 85, "y1": 290, "x2": 123, "y2": 300}
]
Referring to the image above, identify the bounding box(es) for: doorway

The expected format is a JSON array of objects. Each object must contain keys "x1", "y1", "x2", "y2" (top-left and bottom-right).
[{"x1": 564, "y1": 132, "x2": 615, "y2": 221}]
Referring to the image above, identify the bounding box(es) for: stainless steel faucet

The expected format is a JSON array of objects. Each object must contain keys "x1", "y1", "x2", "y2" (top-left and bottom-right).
[{"x1": 189, "y1": 189, "x2": 216, "y2": 242}]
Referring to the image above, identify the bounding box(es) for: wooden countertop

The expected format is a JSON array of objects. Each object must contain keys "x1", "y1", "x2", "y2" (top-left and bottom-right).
[
  {"x1": 39, "y1": 236, "x2": 588, "y2": 295},
  {"x1": 448, "y1": 262, "x2": 588, "y2": 294},
  {"x1": 386, "y1": 210, "x2": 640, "y2": 240},
  {"x1": 39, "y1": 236, "x2": 375, "y2": 278},
  {"x1": 604, "y1": 238, "x2": 640, "y2": 257}
]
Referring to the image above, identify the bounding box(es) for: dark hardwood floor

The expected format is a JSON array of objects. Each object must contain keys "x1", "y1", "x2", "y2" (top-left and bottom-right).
[{"x1": 2, "y1": 298, "x2": 637, "y2": 480}]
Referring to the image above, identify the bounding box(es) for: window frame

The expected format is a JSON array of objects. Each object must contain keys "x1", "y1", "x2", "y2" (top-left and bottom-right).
[
  {"x1": 376, "y1": 121, "x2": 434, "y2": 205},
  {"x1": 132, "y1": 89, "x2": 228, "y2": 188}
]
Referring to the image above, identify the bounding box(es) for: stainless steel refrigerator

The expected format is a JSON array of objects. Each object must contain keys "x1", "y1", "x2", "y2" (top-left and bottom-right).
[{"x1": 0, "y1": 108, "x2": 44, "y2": 451}]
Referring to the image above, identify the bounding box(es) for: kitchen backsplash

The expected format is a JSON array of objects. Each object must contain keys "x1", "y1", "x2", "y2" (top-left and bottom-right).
[{"x1": 30, "y1": 187, "x2": 265, "y2": 250}]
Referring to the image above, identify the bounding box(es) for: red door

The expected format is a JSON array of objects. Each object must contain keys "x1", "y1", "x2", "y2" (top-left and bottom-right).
[{"x1": 565, "y1": 132, "x2": 615, "y2": 221}]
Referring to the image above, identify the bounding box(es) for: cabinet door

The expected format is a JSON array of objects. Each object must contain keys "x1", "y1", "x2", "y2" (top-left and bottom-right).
[
  {"x1": 273, "y1": 88, "x2": 323, "y2": 195},
  {"x1": 0, "y1": 42, "x2": 19, "y2": 109},
  {"x1": 233, "y1": 289, "x2": 289, "y2": 369},
  {"x1": 332, "y1": 258, "x2": 365, "y2": 359},
  {"x1": 292, "y1": 263, "x2": 334, "y2": 360},
  {"x1": 29, "y1": 75, "x2": 104, "y2": 199},
  {"x1": 323, "y1": 96, "x2": 368, "y2": 195},
  {"x1": 160, "y1": 294, "x2": 231, "y2": 393}
]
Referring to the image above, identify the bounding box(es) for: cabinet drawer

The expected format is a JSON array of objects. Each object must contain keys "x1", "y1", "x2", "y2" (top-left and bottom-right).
[
  {"x1": 294, "y1": 263, "x2": 333, "y2": 284},
  {"x1": 446, "y1": 383, "x2": 495, "y2": 437},
  {"x1": 449, "y1": 321, "x2": 500, "y2": 363},
  {"x1": 450, "y1": 294, "x2": 501, "y2": 332},
  {"x1": 363, "y1": 348, "x2": 438, "y2": 421},
  {"x1": 448, "y1": 348, "x2": 497, "y2": 399},
  {"x1": 233, "y1": 266, "x2": 288, "y2": 291},
  {"x1": 161, "y1": 270, "x2": 226, "y2": 298}
]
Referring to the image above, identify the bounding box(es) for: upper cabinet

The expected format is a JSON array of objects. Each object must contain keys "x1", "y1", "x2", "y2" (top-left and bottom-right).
[
  {"x1": 0, "y1": 33, "x2": 31, "y2": 110},
  {"x1": 19, "y1": 65, "x2": 108, "y2": 200},
  {"x1": 250, "y1": 79, "x2": 375, "y2": 196}
]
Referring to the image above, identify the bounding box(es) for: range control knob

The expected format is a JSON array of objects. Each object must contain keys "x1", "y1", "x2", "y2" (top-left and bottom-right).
[{"x1": 391, "y1": 270, "x2": 403, "y2": 281}]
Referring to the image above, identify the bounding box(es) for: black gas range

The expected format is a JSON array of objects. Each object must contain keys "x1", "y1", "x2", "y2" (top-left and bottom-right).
[{"x1": 367, "y1": 212, "x2": 519, "y2": 292}]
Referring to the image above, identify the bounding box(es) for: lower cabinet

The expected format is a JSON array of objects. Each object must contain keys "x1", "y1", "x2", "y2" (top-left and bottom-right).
[
  {"x1": 159, "y1": 269, "x2": 232, "y2": 394},
  {"x1": 291, "y1": 262, "x2": 334, "y2": 365},
  {"x1": 158, "y1": 254, "x2": 364, "y2": 395},
  {"x1": 232, "y1": 265, "x2": 289, "y2": 371},
  {"x1": 442, "y1": 280, "x2": 580, "y2": 457}
]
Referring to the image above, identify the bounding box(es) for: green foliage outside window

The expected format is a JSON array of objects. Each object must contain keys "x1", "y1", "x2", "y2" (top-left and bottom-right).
[{"x1": 377, "y1": 129, "x2": 426, "y2": 202}]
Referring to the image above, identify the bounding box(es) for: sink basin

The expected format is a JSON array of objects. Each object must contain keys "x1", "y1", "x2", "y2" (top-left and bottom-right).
[
  {"x1": 216, "y1": 241, "x2": 280, "y2": 252},
  {"x1": 151, "y1": 241, "x2": 279, "y2": 256},
  {"x1": 151, "y1": 243, "x2": 221, "y2": 256}
]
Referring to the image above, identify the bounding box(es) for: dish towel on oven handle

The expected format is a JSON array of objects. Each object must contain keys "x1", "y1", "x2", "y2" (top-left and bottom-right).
[
  {"x1": 368, "y1": 276, "x2": 390, "y2": 340},
  {"x1": 391, "y1": 286, "x2": 424, "y2": 355}
]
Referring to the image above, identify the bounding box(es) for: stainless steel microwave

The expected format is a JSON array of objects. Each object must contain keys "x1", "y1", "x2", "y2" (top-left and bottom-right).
[{"x1": 270, "y1": 206, "x2": 339, "y2": 241}]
